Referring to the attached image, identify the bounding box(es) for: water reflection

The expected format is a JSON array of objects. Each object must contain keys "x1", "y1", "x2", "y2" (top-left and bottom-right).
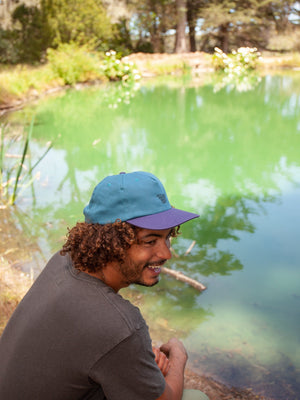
[
  {"x1": 212, "y1": 70, "x2": 262, "y2": 92},
  {"x1": 123, "y1": 282, "x2": 213, "y2": 341},
  {"x1": 103, "y1": 81, "x2": 140, "y2": 108},
  {"x1": 174, "y1": 192, "x2": 278, "y2": 278}
]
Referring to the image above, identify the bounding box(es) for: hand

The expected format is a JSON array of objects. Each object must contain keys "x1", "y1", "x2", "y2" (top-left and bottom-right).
[
  {"x1": 159, "y1": 338, "x2": 188, "y2": 365},
  {"x1": 152, "y1": 347, "x2": 170, "y2": 377}
]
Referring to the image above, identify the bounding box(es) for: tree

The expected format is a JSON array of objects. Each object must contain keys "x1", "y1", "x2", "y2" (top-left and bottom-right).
[
  {"x1": 11, "y1": 4, "x2": 51, "y2": 62},
  {"x1": 198, "y1": 0, "x2": 298, "y2": 53},
  {"x1": 199, "y1": 1, "x2": 258, "y2": 53},
  {"x1": 126, "y1": 0, "x2": 176, "y2": 53},
  {"x1": 41, "y1": 0, "x2": 114, "y2": 49},
  {"x1": 187, "y1": 0, "x2": 199, "y2": 52},
  {"x1": 174, "y1": 0, "x2": 188, "y2": 52}
]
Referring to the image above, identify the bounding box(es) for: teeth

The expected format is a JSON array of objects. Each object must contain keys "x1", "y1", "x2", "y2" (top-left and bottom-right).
[{"x1": 148, "y1": 265, "x2": 161, "y2": 269}]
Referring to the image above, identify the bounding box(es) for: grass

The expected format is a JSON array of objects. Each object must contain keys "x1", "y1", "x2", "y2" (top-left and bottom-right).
[
  {"x1": 0, "y1": 206, "x2": 34, "y2": 335},
  {"x1": 0, "y1": 46, "x2": 107, "y2": 107},
  {"x1": 0, "y1": 63, "x2": 63, "y2": 105},
  {"x1": 258, "y1": 52, "x2": 300, "y2": 69},
  {"x1": 145, "y1": 59, "x2": 192, "y2": 75},
  {"x1": 0, "y1": 257, "x2": 32, "y2": 335}
]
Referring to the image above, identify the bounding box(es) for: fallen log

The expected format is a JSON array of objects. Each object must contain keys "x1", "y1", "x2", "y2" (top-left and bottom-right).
[{"x1": 161, "y1": 267, "x2": 206, "y2": 291}]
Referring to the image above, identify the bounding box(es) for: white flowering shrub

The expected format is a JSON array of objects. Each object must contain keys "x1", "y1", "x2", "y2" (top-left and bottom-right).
[
  {"x1": 213, "y1": 47, "x2": 261, "y2": 72},
  {"x1": 101, "y1": 50, "x2": 141, "y2": 85},
  {"x1": 212, "y1": 47, "x2": 262, "y2": 92}
]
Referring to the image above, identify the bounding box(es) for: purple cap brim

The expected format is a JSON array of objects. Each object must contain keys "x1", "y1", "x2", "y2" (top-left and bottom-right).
[{"x1": 127, "y1": 207, "x2": 199, "y2": 230}]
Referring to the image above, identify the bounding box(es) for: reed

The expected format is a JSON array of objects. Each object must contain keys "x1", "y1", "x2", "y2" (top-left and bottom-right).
[{"x1": 0, "y1": 118, "x2": 53, "y2": 205}]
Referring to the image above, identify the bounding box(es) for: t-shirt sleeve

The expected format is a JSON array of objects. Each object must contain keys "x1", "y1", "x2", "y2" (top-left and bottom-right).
[{"x1": 89, "y1": 324, "x2": 165, "y2": 400}]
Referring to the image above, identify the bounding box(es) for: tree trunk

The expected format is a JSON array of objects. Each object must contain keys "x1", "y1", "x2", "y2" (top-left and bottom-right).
[
  {"x1": 187, "y1": 0, "x2": 196, "y2": 52},
  {"x1": 175, "y1": 0, "x2": 188, "y2": 53},
  {"x1": 151, "y1": 31, "x2": 161, "y2": 53},
  {"x1": 219, "y1": 23, "x2": 229, "y2": 53},
  {"x1": 188, "y1": 23, "x2": 196, "y2": 52}
]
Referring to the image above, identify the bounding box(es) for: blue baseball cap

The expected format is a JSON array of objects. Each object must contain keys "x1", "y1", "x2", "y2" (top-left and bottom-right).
[{"x1": 83, "y1": 171, "x2": 199, "y2": 230}]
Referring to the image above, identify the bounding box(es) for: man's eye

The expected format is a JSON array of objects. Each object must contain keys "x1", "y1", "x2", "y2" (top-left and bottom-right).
[{"x1": 144, "y1": 240, "x2": 156, "y2": 246}]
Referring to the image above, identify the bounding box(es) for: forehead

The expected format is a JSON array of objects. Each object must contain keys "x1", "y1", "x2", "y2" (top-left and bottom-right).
[{"x1": 136, "y1": 228, "x2": 172, "y2": 239}]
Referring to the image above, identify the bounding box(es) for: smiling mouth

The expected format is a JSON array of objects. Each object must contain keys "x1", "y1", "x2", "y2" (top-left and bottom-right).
[
  {"x1": 146, "y1": 261, "x2": 166, "y2": 273},
  {"x1": 147, "y1": 266, "x2": 161, "y2": 273}
]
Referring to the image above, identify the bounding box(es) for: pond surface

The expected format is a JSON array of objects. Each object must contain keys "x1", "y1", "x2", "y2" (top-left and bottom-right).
[{"x1": 2, "y1": 72, "x2": 300, "y2": 399}]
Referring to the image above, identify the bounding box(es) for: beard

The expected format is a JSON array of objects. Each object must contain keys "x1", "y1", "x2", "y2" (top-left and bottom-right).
[
  {"x1": 118, "y1": 259, "x2": 165, "y2": 287},
  {"x1": 134, "y1": 280, "x2": 159, "y2": 288}
]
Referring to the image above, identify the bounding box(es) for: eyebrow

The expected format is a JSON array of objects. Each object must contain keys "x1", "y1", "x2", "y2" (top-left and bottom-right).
[
  {"x1": 140, "y1": 233, "x2": 162, "y2": 239},
  {"x1": 139, "y1": 230, "x2": 172, "y2": 240}
]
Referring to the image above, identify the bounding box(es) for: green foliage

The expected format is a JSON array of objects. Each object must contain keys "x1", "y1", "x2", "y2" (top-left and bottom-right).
[
  {"x1": 42, "y1": 0, "x2": 114, "y2": 48},
  {"x1": 12, "y1": 4, "x2": 51, "y2": 63},
  {"x1": 110, "y1": 19, "x2": 134, "y2": 55},
  {"x1": 47, "y1": 43, "x2": 103, "y2": 85},
  {"x1": 0, "y1": 48, "x2": 142, "y2": 106},
  {"x1": 0, "y1": 0, "x2": 114, "y2": 64},
  {"x1": 198, "y1": 0, "x2": 298, "y2": 53},
  {"x1": 0, "y1": 0, "x2": 299, "y2": 63},
  {"x1": 101, "y1": 50, "x2": 141, "y2": 85},
  {"x1": 129, "y1": 0, "x2": 176, "y2": 53},
  {"x1": 0, "y1": 29, "x2": 19, "y2": 64}
]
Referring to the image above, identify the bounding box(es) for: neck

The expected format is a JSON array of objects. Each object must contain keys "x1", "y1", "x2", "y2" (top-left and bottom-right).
[{"x1": 84, "y1": 263, "x2": 126, "y2": 293}]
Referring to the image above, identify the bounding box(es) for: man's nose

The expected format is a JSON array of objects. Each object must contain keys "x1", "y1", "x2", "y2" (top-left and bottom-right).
[{"x1": 156, "y1": 240, "x2": 172, "y2": 260}]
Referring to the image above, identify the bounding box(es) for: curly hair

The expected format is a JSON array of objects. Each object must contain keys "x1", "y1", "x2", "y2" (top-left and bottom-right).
[{"x1": 60, "y1": 221, "x2": 179, "y2": 273}]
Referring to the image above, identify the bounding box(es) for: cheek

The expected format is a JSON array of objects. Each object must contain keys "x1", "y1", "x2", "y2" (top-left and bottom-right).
[
  {"x1": 134, "y1": 252, "x2": 152, "y2": 266},
  {"x1": 127, "y1": 246, "x2": 153, "y2": 264}
]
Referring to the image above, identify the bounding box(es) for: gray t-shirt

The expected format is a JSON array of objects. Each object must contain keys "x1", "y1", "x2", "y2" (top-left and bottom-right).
[{"x1": 0, "y1": 252, "x2": 165, "y2": 400}]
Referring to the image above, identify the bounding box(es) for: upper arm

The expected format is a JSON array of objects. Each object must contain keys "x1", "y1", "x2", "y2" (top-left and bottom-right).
[{"x1": 89, "y1": 326, "x2": 165, "y2": 400}]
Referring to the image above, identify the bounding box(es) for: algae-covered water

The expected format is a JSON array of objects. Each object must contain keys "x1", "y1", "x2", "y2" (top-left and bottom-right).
[{"x1": 2, "y1": 73, "x2": 300, "y2": 399}]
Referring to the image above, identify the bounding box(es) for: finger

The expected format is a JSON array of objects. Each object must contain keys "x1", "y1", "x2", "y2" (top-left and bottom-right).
[
  {"x1": 152, "y1": 347, "x2": 159, "y2": 363},
  {"x1": 163, "y1": 359, "x2": 170, "y2": 376},
  {"x1": 161, "y1": 357, "x2": 170, "y2": 377},
  {"x1": 159, "y1": 344, "x2": 169, "y2": 357},
  {"x1": 157, "y1": 352, "x2": 168, "y2": 372}
]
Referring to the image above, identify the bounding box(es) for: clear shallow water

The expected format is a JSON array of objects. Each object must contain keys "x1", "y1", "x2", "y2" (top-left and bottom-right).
[{"x1": 2, "y1": 73, "x2": 300, "y2": 399}]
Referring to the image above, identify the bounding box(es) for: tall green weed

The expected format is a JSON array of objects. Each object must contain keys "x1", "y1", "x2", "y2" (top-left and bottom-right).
[
  {"x1": 47, "y1": 43, "x2": 104, "y2": 85},
  {"x1": 0, "y1": 119, "x2": 53, "y2": 205}
]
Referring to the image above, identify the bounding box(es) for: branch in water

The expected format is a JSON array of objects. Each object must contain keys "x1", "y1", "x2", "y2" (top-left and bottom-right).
[{"x1": 161, "y1": 267, "x2": 206, "y2": 291}]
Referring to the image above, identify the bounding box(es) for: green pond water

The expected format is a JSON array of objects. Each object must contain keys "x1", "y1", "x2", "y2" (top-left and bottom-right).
[{"x1": 2, "y1": 72, "x2": 300, "y2": 399}]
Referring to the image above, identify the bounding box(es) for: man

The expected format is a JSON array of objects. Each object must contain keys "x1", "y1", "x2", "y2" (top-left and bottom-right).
[{"x1": 0, "y1": 171, "x2": 209, "y2": 400}]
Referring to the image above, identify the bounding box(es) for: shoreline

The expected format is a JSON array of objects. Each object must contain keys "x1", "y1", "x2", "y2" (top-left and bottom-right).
[{"x1": 1, "y1": 52, "x2": 300, "y2": 117}]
